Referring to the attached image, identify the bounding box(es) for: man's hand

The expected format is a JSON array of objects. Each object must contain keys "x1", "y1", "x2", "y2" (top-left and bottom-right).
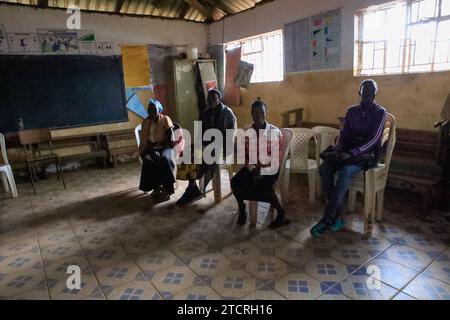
[{"x1": 332, "y1": 151, "x2": 352, "y2": 165}]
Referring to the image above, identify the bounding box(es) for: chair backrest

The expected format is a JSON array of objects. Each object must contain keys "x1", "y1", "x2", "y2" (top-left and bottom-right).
[
  {"x1": 134, "y1": 124, "x2": 142, "y2": 147},
  {"x1": 381, "y1": 113, "x2": 396, "y2": 172},
  {"x1": 289, "y1": 127, "x2": 321, "y2": 170},
  {"x1": 18, "y1": 128, "x2": 54, "y2": 158},
  {"x1": 311, "y1": 126, "x2": 340, "y2": 152},
  {"x1": 0, "y1": 132, "x2": 9, "y2": 165},
  {"x1": 278, "y1": 128, "x2": 294, "y2": 179}
]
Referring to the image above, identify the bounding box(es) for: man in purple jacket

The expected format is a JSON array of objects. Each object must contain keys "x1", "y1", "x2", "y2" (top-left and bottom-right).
[{"x1": 310, "y1": 79, "x2": 387, "y2": 237}]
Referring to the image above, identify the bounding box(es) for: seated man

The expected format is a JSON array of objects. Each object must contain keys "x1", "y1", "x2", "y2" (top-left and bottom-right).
[
  {"x1": 310, "y1": 79, "x2": 387, "y2": 237},
  {"x1": 176, "y1": 89, "x2": 236, "y2": 206},
  {"x1": 139, "y1": 99, "x2": 176, "y2": 201},
  {"x1": 231, "y1": 98, "x2": 290, "y2": 229}
]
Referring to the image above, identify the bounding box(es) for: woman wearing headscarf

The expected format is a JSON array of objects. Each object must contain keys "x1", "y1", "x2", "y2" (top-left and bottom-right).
[{"x1": 139, "y1": 99, "x2": 176, "y2": 200}]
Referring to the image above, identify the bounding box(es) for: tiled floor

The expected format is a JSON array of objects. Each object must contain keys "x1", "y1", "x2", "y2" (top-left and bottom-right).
[{"x1": 1, "y1": 162, "x2": 450, "y2": 300}]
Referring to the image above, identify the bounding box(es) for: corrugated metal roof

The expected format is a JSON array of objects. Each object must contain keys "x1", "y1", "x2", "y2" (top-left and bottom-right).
[{"x1": 0, "y1": 0, "x2": 273, "y2": 22}]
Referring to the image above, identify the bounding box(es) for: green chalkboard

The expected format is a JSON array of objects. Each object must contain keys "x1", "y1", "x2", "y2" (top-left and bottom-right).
[{"x1": 0, "y1": 55, "x2": 128, "y2": 133}]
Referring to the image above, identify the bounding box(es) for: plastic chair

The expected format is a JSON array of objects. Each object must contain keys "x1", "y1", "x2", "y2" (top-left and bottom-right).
[
  {"x1": 248, "y1": 128, "x2": 293, "y2": 226},
  {"x1": 18, "y1": 128, "x2": 65, "y2": 195},
  {"x1": 312, "y1": 126, "x2": 340, "y2": 194},
  {"x1": 311, "y1": 126, "x2": 340, "y2": 152},
  {"x1": 347, "y1": 113, "x2": 397, "y2": 235},
  {"x1": 285, "y1": 128, "x2": 321, "y2": 203},
  {"x1": 0, "y1": 133, "x2": 18, "y2": 198},
  {"x1": 134, "y1": 124, "x2": 143, "y2": 165}
]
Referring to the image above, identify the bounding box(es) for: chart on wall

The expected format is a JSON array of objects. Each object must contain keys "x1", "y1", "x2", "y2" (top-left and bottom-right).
[
  {"x1": 78, "y1": 30, "x2": 96, "y2": 54},
  {"x1": 0, "y1": 24, "x2": 9, "y2": 53},
  {"x1": 284, "y1": 8, "x2": 341, "y2": 73},
  {"x1": 38, "y1": 29, "x2": 79, "y2": 54},
  {"x1": 311, "y1": 9, "x2": 341, "y2": 69},
  {"x1": 7, "y1": 33, "x2": 40, "y2": 53},
  {"x1": 96, "y1": 41, "x2": 113, "y2": 55}
]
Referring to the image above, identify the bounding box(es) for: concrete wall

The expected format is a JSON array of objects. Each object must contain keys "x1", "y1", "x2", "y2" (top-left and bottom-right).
[{"x1": 208, "y1": 0, "x2": 450, "y2": 131}]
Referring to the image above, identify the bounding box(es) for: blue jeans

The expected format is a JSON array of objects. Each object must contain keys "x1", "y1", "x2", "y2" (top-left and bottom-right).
[{"x1": 319, "y1": 161, "x2": 363, "y2": 225}]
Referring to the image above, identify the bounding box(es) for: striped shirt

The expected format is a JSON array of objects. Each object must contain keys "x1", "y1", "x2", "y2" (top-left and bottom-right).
[{"x1": 337, "y1": 103, "x2": 387, "y2": 157}]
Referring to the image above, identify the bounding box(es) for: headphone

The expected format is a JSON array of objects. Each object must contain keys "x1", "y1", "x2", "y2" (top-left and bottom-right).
[{"x1": 359, "y1": 79, "x2": 378, "y2": 96}]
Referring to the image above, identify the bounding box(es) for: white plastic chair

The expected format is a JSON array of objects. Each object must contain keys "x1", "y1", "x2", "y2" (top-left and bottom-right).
[
  {"x1": 312, "y1": 126, "x2": 340, "y2": 194},
  {"x1": 311, "y1": 126, "x2": 340, "y2": 153},
  {"x1": 0, "y1": 133, "x2": 18, "y2": 198},
  {"x1": 285, "y1": 128, "x2": 321, "y2": 203},
  {"x1": 249, "y1": 128, "x2": 293, "y2": 226},
  {"x1": 347, "y1": 113, "x2": 396, "y2": 235}
]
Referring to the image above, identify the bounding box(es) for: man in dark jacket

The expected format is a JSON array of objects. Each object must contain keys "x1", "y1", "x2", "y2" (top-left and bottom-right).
[
  {"x1": 176, "y1": 89, "x2": 236, "y2": 206},
  {"x1": 310, "y1": 79, "x2": 387, "y2": 237}
]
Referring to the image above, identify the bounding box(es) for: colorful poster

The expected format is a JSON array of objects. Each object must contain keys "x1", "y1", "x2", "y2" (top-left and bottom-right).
[
  {"x1": 125, "y1": 88, "x2": 148, "y2": 119},
  {"x1": 0, "y1": 24, "x2": 9, "y2": 53},
  {"x1": 96, "y1": 41, "x2": 114, "y2": 55},
  {"x1": 311, "y1": 9, "x2": 341, "y2": 69},
  {"x1": 7, "y1": 33, "x2": 40, "y2": 53},
  {"x1": 78, "y1": 30, "x2": 96, "y2": 54},
  {"x1": 38, "y1": 29, "x2": 79, "y2": 54}
]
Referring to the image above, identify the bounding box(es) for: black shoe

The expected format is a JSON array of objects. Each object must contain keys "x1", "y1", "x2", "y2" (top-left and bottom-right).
[
  {"x1": 268, "y1": 218, "x2": 290, "y2": 229},
  {"x1": 237, "y1": 208, "x2": 247, "y2": 226},
  {"x1": 176, "y1": 185, "x2": 202, "y2": 207}
]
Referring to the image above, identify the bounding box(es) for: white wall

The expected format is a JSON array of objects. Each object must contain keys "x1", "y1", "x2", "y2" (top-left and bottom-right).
[
  {"x1": 208, "y1": 0, "x2": 396, "y2": 69},
  {"x1": 0, "y1": 4, "x2": 208, "y2": 54}
]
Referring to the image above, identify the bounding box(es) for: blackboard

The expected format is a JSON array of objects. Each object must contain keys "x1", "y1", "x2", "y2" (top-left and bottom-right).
[{"x1": 0, "y1": 55, "x2": 128, "y2": 133}]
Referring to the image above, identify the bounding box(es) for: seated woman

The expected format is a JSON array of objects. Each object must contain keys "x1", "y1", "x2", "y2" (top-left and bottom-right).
[
  {"x1": 230, "y1": 98, "x2": 290, "y2": 229},
  {"x1": 139, "y1": 99, "x2": 176, "y2": 201}
]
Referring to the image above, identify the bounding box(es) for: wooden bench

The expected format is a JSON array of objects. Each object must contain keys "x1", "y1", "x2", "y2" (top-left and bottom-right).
[{"x1": 101, "y1": 129, "x2": 138, "y2": 167}]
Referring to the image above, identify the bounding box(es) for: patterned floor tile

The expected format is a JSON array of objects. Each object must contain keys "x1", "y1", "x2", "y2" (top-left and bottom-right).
[
  {"x1": 403, "y1": 273, "x2": 450, "y2": 300},
  {"x1": 73, "y1": 221, "x2": 109, "y2": 237},
  {"x1": 48, "y1": 274, "x2": 103, "y2": 300},
  {"x1": 135, "y1": 248, "x2": 185, "y2": 278},
  {"x1": 304, "y1": 257, "x2": 349, "y2": 284},
  {"x1": 38, "y1": 229, "x2": 77, "y2": 247},
  {"x1": 6, "y1": 288, "x2": 50, "y2": 300},
  {"x1": 189, "y1": 253, "x2": 232, "y2": 280},
  {"x1": 330, "y1": 244, "x2": 374, "y2": 267},
  {"x1": 0, "y1": 250, "x2": 42, "y2": 274},
  {"x1": 326, "y1": 274, "x2": 398, "y2": 300},
  {"x1": 241, "y1": 286, "x2": 287, "y2": 300},
  {"x1": 104, "y1": 280, "x2": 162, "y2": 300},
  {"x1": 360, "y1": 257, "x2": 420, "y2": 290},
  {"x1": 44, "y1": 255, "x2": 93, "y2": 280},
  {"x1": 297, "y1": 232, "x2": 339, "y2": 251},
  {"x1": 268, "y1": 272, "x2": 326, "y2": 300},
  {"x1": 0, "y1": 237, "x2": 39, "y2": 257},
  {"x1": 274, "y1": 241, "x2": 316, "y2": 268},
  {"x1": 0, "y1": 269, "x2": 46, "y2": 298},
  {"x1": 150, "y1": 265, "x2": 199, "y2": 297},
  {"x1": 244, "y1": 256, "x2": 292, "y2": 283},
  {"x1": 168, "y1": 238, "x2": 214, "y2": 261},
  {"x1": 250, "y1": 230, "x2": 291, "y2": 249},
  {"x1": 78, "y1": 232, "x2": 119, "y2": 250},
  {"x1": 221, "y1": 241, "x2": 263, "y2": 263},
  {"x1": 400, "y1": 234, "x2": 447, "y2": 255},
  {"x1": 85, "y1": 245, "x2": 129, "y2": 270},
  {"x1": 95, "y1": 259, "x2": 147, "y2": 287},
  {"x1": 210, "y1": 269, "x2": 261, "y2": 299},
  {"x1": 392, "y1": 291, "x2": 417, "y2": 300},
  {"x1": 41, "y1": 239, "x2": 84, "y2": 262},
  {"x1": 424, "y1": 249, "x2": 450, "y2": 284},
  {"x1": 171, "y1": 284, "x2": 222, "y2": 300},
  {"x1": 379, "y1": 244, "x2": 434, "y2": 272}
]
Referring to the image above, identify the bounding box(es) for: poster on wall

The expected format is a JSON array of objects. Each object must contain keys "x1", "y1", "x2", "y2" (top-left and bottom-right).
[
  {"x1": 235, "y1": 61, "x2": 254, "y2": 88},
  {"x1": 311, "y1": 9, "x2": 341, "y2": 69},
  {"x1": 38, "y1": 29, "x2": 79, "y2": 54},
  {"x1": 7, "y1": 33, "x2": 40, "y2": 53},
  {"x1": 96, "y1": 41, "x2": 114, "y2": 55},
  {"x1": 0, "y1": 24, "x2": 10, "y2": 53},
  {"x1": 77, "y1": 30, "x2": 96, "y2": 54}
]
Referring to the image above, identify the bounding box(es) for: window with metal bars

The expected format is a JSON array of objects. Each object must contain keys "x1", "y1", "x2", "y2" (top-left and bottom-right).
[{"x1": 355, "y1": 0, "x2": 450, "y2": 75}]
